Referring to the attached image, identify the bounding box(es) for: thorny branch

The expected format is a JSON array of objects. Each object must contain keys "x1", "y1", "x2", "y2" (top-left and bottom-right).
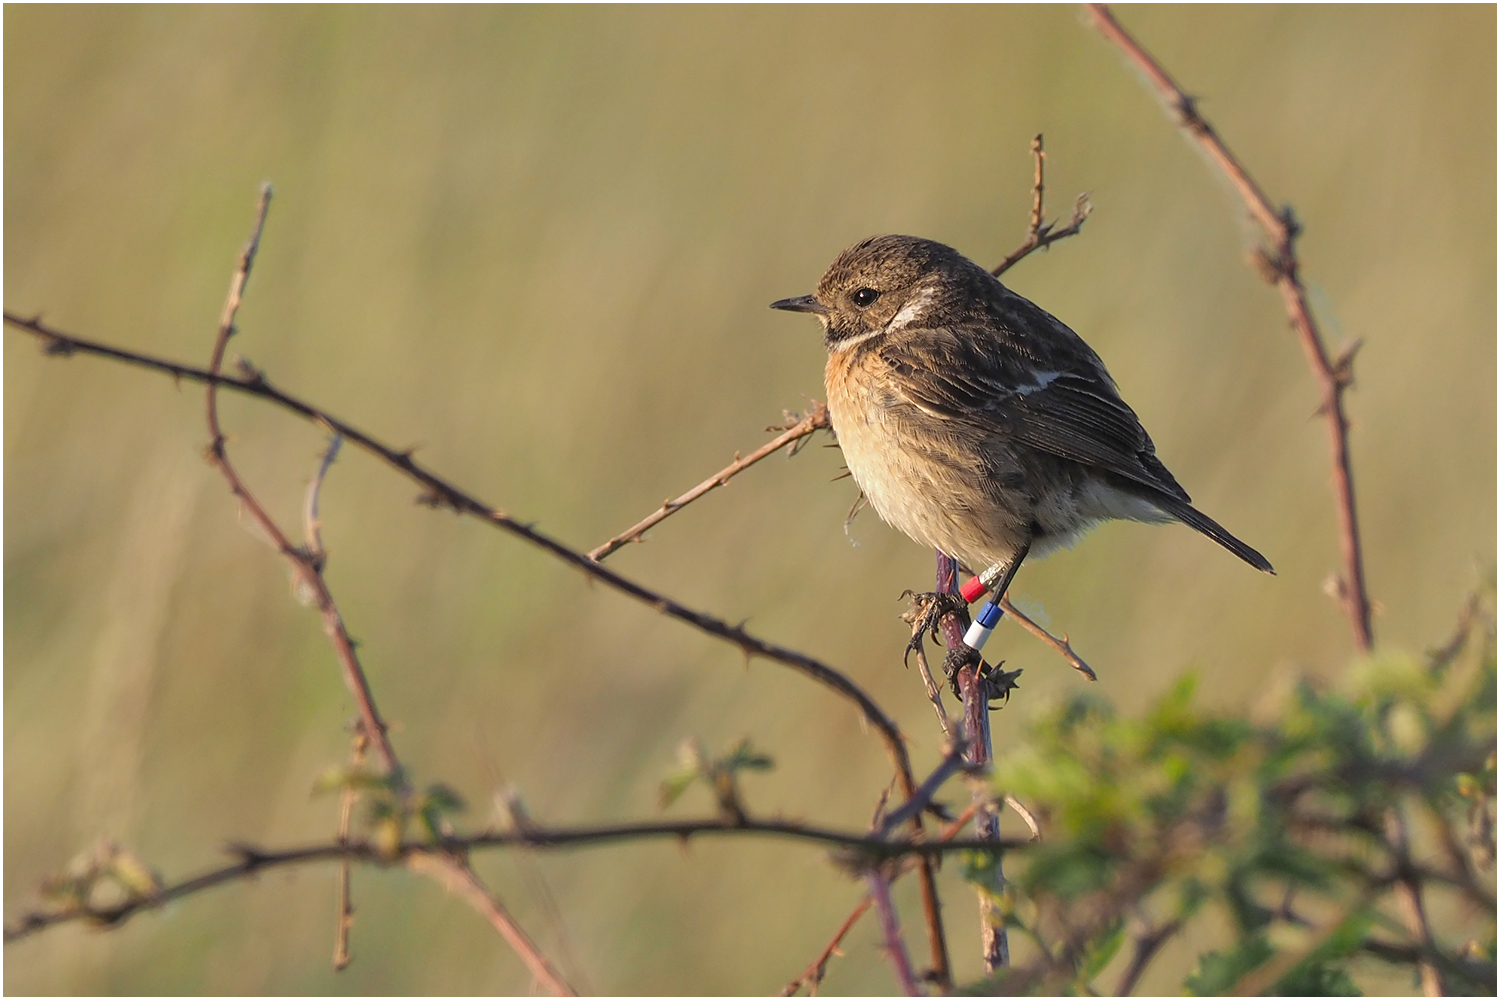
[
  {"x1": 200, "y1": 185, "x2": 398, "y2": 780},
  {"x1": 932, "y1": 554, "x2": 1011, "y2": 974},
  {"x1": 781, "y1": 805, "x2": 979, "y2": 997},
  {"x1": 199, "y1": 189, "x2": 577, "y2": 997},
  {"x1": 998, "y1": 596, "x2": 1095, "y2": 680},
  {"x1": 588, "y1": 403, "x2": 831, "y2": 561},
  {"x1": 4, "y1": 313, "x2": 919, "y2": 804},
  {"x1": 2, "y1": 816, "x2": 1032, "y2": 945},
  {"x1": 991, "y1": 134, "x2": 1093, "y2": 279},
  {"x1": 1085, "y1": 6, "x2": 1399, "y2": 992},
  {"x1": 1114, "y1": 917, "x2": 1183, "y2": 996},
  {"x1": 1086, "y1": 3, "x2": 1373, "y2": 654},
  {"x1": 332, "y1": 726, "x2": 365, "y2": 972},
  {"x1": 865, "y1": 870, "x2": 921, "y2": 996}
]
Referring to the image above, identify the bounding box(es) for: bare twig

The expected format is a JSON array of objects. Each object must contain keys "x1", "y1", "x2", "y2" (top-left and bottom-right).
[
  {"x1": 201, "y1": 189, "x2": 398, "y2": 779},
  {"x1": 332, "y1": 728, "x2": 366, "y2": 972},
  {"x1": 991, "y1": 134, "x2": 1093, "y2": 278},
  {"x1": 781, "y1": 805, "x2": 978, "y2": 997},
  {"x1": 1386, "y1": 807, "x2": 1447, "y2": 996},
  {"x1": 1427, "y1": 591, "x2": 1481, "y2": 674},
  {"x1": 956, "y1": 663, "x2": 1008, "y2": 972},
  {"x1": 1114, "y1": 917, "x2": 1182, "y2": 996},
  {"x1": 1002, "y1": 795, "x2": 1042, "y2": 841},
  {"x1": 6, "y1": 307, "x2": 951, "y2": 992},
  {"x1": 4, "y1": 817, "x2": 1032, "y2": 944},
  {"x1": 198, "y1": 190, "x2": 575, "y2": 996},
  {"x1": 405, "y1": 852, "x2": 577, "y2": 996},
  {"x1": 780, "y1": 895, "x2": 872, "y2": 997},
  {"x1": 1087, "y1": 3, "x2": 1373, "y2": 652},
  {"x1": 998, "y1": 595, "x2": 1096, "y2": 681},
  {"x1": 3, "y1": 314, "x2": 917, "y2": 807},
  {"x1": 865, "y1": 870, "x2": 922, "y2": 996},
  {"x1": 588, "y1": 403, "x2": 831, "y2": 561},
  {"x1": 877, "y1": 742, "x2": 972, "y2": 838},
  {"x1": 907, "y1": 612, "x2": 953, "y2": 736},
  {"x1": 305, "y1": 434, "x2": 343, "y2": 568}
]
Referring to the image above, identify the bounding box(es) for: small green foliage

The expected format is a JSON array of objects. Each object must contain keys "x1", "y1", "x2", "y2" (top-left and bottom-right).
[
  {"x1": 311, "y1": 766, "x2": 398, "y2": 797},
  {"x1": 312, "y1": 766, "x2": 465, "y2": 858},
  {"x1": 39, "y1": 838, "x2": 164, "y2": 920},
  {"x1": 970, "y1": 588, "x2": 1496, "y2": 995},
  {"x1": 416, "y1": 783, "x2": 467, "y2": 840},
  {"x1": 1080, "y1": 916, "x2": 1126, "y2": 981},
  {"x1": 1186, "y1": 935, "x2": 1275, "y2": 995},
  {"x1": 659, "y1": 737, "x2": 775, "y2": 822}
]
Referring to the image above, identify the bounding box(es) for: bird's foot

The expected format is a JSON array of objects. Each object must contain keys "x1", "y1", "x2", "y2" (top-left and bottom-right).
[
  {"x1": 980, "y1": 663, "x2": 1023, "y2": 707},
  {"x1": 941, "y1": 643, "x2": 982, "y2": 699},
  {"x1": 940, "y1": 644, "x2": 1023, "y2": 706},
  {"x1": 901, "y1": 590, "x2": 970, "y2": 666}
]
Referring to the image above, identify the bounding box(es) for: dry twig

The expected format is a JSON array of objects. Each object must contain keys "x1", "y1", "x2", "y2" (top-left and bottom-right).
[
  {"x1": 332, "y1": 728, "x2": 365, "y2": 972},
  {"x1": 588, "y1": 404, "x2": 831, "y2": 561},
  {"x1": 781, "y1": 805, "x2": 979, "y2": 997},
  {"x1": 4, "y1": 313, "x2": 918, "y2": 806},
  {"x1": 6, "y1": 306, "x2": 950, "y2": 993},
  {"x1": 998, "y1": 595, "x2": 1095, "y2": 681},
  {"x1": 991, "y1": 134, "x2": 1093, "y2": 278},
  {"x1": 1115, "y1": 917, "x2": 1182, "y2": 996},
  {"x1": 865, "y1": 869, "x2": 922, "y2": 996},
  {"x1": 3, "y1": 816, "x2": 1031, "y2": 944},
  {"x1": 1087, "y1": 4, "x2": 1373, "y2": 653},
  {"x1": 199, "y1": 188, "x2": 576, "y2": 997}
]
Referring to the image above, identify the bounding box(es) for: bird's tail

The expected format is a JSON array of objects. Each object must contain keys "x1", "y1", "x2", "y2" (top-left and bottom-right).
[{"x1": 1156, "y1": 497, "x2": 1275, "y2": 575}]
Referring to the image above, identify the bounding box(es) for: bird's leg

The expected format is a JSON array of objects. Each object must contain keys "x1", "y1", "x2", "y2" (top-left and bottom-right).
[{"x1": 940, "y1": 541, "x2": 1031, "y2": 688}]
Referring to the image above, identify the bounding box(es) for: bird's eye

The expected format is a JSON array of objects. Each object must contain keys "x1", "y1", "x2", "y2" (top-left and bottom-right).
[{"x1": 851, "y1": 288, "x2": 880, "y2": 307}]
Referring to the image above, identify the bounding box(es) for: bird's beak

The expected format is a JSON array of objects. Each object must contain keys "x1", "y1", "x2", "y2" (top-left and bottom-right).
[{"x1": 769, "y1": 294, "x2": 828, "y2": 315}]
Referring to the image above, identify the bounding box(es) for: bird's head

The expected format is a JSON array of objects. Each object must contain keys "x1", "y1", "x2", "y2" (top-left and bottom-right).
[{"x1": 771, "y1": 235, "x2": 981, "y2": 352}]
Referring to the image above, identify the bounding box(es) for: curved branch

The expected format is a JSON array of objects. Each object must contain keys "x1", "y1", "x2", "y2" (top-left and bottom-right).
[
  {"x1": 192, "y1": 192, "x2": 575, "y2": 995},
  {"x1": 1086, "y1": 3, "x2": 1373, "y2": 652},
  {"x1": 4, "y1": 818, "x2": 1030, "y2": 944},
  {"x1": 4, "y1": 312, "x2": 915, "y2": 793}
]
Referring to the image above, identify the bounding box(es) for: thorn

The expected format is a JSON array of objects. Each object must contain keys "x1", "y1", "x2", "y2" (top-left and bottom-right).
[
  {"x1": 1332, "y1": 338, "x2": 1362, "y2": 388},
  {"x1": 1322, "y1": 573, "x2": 1349, "y2": 603}
]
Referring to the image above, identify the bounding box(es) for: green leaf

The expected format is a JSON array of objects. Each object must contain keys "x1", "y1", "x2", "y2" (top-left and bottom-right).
[
  {"x1": 1273, "y1": 960, "x2": 1362, "y2": 997},
  {"x1": 1185, "y1": 935, "x2": 1273, "y2": 996},
  {"x1": 372, "y1": 813, "x2": 404, "y2": 860},
  {"x1": 658, "y1": 768, "x2": 697, "y2": 810},
  {"x1": 423, "y1": 783, "x2": 466, "y2": 814},
  {"x1": 311, "y1": 766, "x2": 394, "y2": 796},
  {"x1": 722, "y1": 738, "x2": 774, "y2": 773},
  {"x1": 1081, "y1": 917, "x2": 1127, "y2": 981}
]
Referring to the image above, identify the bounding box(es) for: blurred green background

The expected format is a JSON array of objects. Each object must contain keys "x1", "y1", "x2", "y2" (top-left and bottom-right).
[{"x1": 5, "y1": 5, "x2": 1494, "y2": 994}]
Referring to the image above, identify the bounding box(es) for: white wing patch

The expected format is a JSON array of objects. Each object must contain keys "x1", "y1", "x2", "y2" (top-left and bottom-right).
[{"x1": 1012, "y1": 370, "x2": 1062, "y2": 396}]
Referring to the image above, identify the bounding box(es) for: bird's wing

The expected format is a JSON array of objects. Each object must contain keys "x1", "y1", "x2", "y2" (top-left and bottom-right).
[{"x1": 878, "y1": 324, "x2": 1191, "y2": 503}]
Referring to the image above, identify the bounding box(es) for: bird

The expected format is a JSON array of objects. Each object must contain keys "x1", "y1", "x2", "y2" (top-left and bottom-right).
[{"x1": 770, "y1": 234, "x2": 1272, "y2": 609}]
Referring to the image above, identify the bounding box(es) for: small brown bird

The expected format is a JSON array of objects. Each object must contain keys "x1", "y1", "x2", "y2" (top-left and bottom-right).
[{"x1": 772, "y1": 235, "x2": 1272, "y2": 601}]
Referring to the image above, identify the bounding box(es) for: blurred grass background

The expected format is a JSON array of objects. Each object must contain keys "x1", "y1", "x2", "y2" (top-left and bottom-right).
[{"x1": 4, "y1": 5, "x2": 1494, "y2": 994}]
